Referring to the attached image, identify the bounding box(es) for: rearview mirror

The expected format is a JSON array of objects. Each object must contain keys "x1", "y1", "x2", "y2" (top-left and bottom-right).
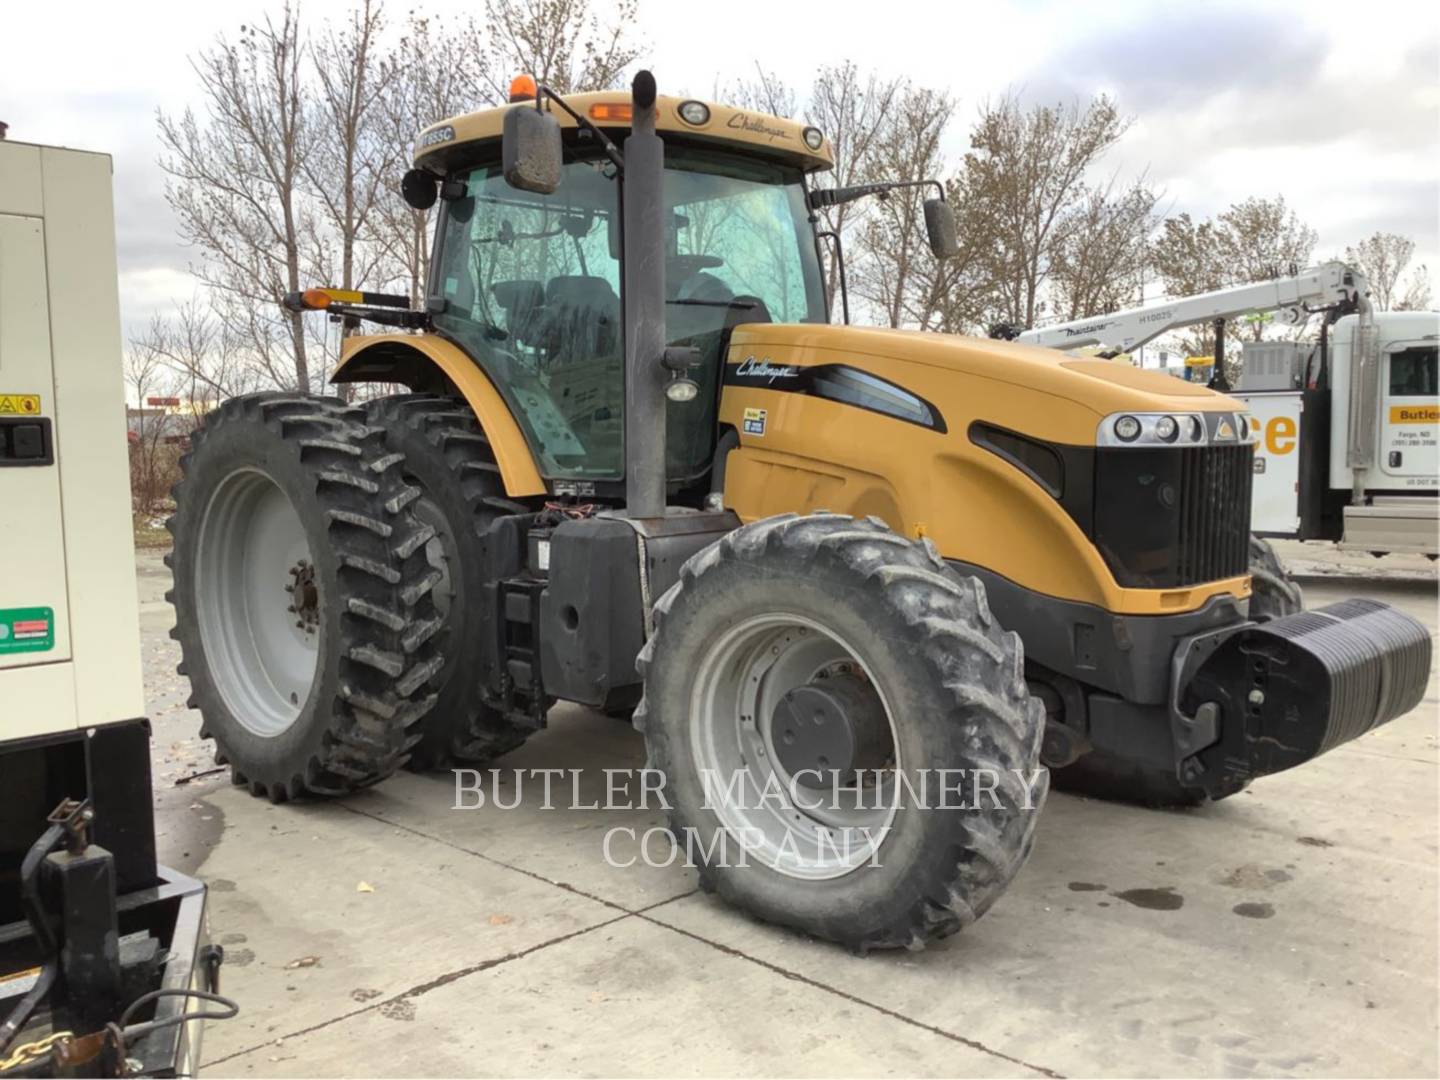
[
  {"x1": 503, "y1": 106, "x2": 562, "y2": 194},
  {"x1": 924, "y1": 198, "x2": 960, "y2": 259}
]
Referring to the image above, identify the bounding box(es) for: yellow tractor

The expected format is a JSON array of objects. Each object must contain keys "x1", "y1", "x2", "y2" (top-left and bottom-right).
[{"x1": 166, "y1": 71, "x2": 1430, "y2": 952}]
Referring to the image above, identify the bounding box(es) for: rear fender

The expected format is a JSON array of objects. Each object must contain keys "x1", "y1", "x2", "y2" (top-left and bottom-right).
[{"x1": 334, "y1": 334, "x2": 545, "y2": 497}]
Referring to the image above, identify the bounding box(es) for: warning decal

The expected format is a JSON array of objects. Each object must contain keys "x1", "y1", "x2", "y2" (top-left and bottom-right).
[
  {"x1": 0, "y1": 394, "x2": 41, "y2": 416},
  {"x1": 0, "y1": 607, "x2": 54, "y2": 654},
  {"x1": 743, "y1": 407, "x2": 767, "y2": 437}
]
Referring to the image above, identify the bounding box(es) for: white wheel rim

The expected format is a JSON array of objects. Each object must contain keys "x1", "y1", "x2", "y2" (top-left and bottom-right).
[
  {"x1": 689, "y1": 613, "x2": 900, "y2": 880},
  {"x1": 195, "y1": 468, "x2": 320, "y2": 737}
]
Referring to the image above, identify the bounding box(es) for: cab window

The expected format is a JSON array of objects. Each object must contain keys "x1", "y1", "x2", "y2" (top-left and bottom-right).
[
  {"x1": 432, "y1": 158, "x2": 625, "y2": 479},
  {"x1": 1389, "y1": 347, "x2": 1438, "y2": 397},
  {"x1": 429, "y1": 147, "x2": 826, "y2": 484}
]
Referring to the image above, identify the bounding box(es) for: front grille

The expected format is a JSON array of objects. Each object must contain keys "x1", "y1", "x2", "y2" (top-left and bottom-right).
[
  {"x1": 1093, "y1": 444, "x2": 1254, "y2": 589},
  {"x1": 1175, "y1": 444, "x2": 1253, "y2": 586}
]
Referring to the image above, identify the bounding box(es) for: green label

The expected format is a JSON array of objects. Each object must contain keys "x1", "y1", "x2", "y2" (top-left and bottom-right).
[{"x1": 0, "y1": 607, "x2": 54, "y2": 654}]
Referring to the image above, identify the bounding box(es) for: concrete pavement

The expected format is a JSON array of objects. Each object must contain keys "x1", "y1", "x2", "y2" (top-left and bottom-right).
[{"x1": 133, "y1": 545, "x2": 1439, "y2": 1078}]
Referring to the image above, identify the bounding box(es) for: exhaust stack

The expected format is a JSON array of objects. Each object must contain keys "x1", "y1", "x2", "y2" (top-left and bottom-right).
[{"x1": 622, "y1": 70, "x2": 667, "y2": 519}]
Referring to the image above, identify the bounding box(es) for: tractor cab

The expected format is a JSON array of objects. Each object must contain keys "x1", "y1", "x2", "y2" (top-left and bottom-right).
[{"x1": 427, "y1": 139, "x2": 827, "y2": 490}]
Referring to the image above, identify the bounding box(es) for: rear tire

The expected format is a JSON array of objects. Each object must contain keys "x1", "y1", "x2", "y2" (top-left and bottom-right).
[
  {"x1": 365, "y1": 394, "x2": 535, "y2": 770},
  {"x1": 1053, "y1": 535, "x2": 1301, "y2": 808},
  {"x1": 167, "y1": 394, "x2": 443, "y2": 801},
  {"x1": 637, "y1": 513, "x2": 1047, "y2": 952}
]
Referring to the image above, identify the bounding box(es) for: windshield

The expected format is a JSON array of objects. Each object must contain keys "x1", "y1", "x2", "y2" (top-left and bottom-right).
[{"x1": 430, "y1": 146, "x2": 824, "y2": 482}]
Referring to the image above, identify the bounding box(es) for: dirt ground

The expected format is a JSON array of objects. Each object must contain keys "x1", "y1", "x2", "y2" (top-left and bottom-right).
[{"x1": 133, "y1": 542, "x2": 1439, "y2": 1078}]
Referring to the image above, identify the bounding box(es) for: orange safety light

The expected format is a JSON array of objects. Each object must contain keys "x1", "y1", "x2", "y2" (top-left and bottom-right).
[
  {"x1": 300, "y1": 288, "x2": 336, "y2": 310},
  {"x1": 589, "y1": 102, "x2": 632, "y2": 122},
  {"x1": 509, "y1": 74, "x2": 538, "y2": 103}
]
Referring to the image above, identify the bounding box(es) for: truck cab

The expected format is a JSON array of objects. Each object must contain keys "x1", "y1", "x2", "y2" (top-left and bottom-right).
[{"x1": 1237, "y1": 308, "x2": 1439, "y2": 555}]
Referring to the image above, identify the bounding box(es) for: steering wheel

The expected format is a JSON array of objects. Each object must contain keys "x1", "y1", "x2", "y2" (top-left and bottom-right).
[{"x1": 667, "y1": 254, "x2": 724, "y2": 277}]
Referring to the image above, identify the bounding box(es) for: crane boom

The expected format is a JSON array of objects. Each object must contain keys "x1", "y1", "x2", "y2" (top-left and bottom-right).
[{"x1": 1016, "y1": 261, "x2": 1367, "y2": 353}]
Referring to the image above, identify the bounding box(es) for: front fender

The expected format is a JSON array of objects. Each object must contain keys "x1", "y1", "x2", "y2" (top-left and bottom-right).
[{"x1": 335, "y1": 333, "x2": 545, "y2": 497}]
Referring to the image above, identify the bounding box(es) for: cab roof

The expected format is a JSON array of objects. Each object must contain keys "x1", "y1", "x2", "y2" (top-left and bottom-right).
[{"x1": 413, "y1": 91, "x2": 835, "y2": 174}]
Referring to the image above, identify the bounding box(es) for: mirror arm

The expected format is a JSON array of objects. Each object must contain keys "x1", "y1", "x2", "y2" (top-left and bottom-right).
[
  {"x1": 815, "y1": 230, "x2": 850, "y2": 326},
  {"x1": 808, "y1": 177, "x2": 946, "y2": 210},
  {"x1": 533, "y1": 85, "x2": 626, "y2": 173}
]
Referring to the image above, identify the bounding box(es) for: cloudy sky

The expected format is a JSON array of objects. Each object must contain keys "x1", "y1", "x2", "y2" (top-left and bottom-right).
[{"x1": 3, "y1": 0, "x2": 1437, "y2": 342}]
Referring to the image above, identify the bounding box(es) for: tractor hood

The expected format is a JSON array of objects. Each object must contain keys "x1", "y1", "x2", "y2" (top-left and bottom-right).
[{"x1": 729, "y1": 323, "x2": 1236, "y2": 422}]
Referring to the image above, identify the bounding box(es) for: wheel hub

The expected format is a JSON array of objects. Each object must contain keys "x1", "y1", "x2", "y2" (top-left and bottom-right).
[
  {"x1": 771, "y1": 673, "x2": 890, "y2": 789},
  {"x1": 286, "y1": 559, "x2": 319, "y2": 635}
]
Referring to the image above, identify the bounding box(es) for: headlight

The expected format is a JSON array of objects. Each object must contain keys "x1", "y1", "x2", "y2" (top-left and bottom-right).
[
  {"x1": 1098, "y1": 411, "x2": 1243, "y2": 447},
  {"x1": 1114, "y1": 415, "x2": 1141, "y2": 441},
  {"x1": 803, "y1": 126, "x2": 825, "y2": 151},
  {"x1": 665, "y1": 377, "x2": 699, "y2": 403},
  {"x1": 678, "y1": 100, "x2": 710, "y2": 126}
]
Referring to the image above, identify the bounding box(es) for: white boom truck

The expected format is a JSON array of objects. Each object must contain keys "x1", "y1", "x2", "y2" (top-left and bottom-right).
[
  {"x1": 0, "y1": 140, "x2": 231, "y2": 1076},
  {"x1": 1008, "y1": 262, "x2": 1439, "y2": 556}
]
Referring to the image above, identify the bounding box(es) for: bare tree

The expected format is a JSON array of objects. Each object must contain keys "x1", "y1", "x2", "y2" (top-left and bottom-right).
[
  {"x1": 124, "y1": 346, "x2": 177, "y2": 516},
  {"x1": 1050, "y1": 176, "x2": 1158, "y2": 320},
  {"x1": 807, "y1": 63, "x2": 903, "y2": 317},
  {"x1": 965, "y1": 94, "x2": 1130, "y2": 329},
  {"x1": 1150, "y1": 196, "x2": 1319, "y2": 349},
  {"x1": 465, "y1": 0, "x2": 644, "y2": 102},
  {"x1": 1396, "y1": 270, "x2": 1434, "y2": 311},
  {"x1": 851, "y1": 85, "x2": 956, "y2": 329},
  {"x1": 159, "y1": 6, "x2": 319, "y2": 389},
  {"x1": 134, "y1": 300, "x2": 265, "y2": 404},
  {"x1": 305, "y1": 0, "x2": 395, "y2": 305},
  {"x1": 720, "y1": 63, "x2": 797, "y2": 119},
  {"x1": 1150, "y1": 212, "x2": 1228, "y2": 299},
  {"x1": 1217, "y1": 195, "x2": 1317, "y2": 331},
  {"x1": 1343, "y1": 231, "x2": 1432, "y2": 311},
  {"x1": 371, "y1": 13, "x2": 477, "y2": 304}
]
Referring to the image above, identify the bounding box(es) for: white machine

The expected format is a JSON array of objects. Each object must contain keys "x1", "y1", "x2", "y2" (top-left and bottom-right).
[
  {"x1": 1, "y1": 140, "x2": 226, "y2": 1077},
  {"x1": 0, "y1": 142, "x2": 144, "y2": 726},
  {"x1": 1013, "y1": 262, "x2": 1439, "y2": 556}
]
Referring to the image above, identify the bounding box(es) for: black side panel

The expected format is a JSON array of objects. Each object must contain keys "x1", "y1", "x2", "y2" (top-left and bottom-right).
[
  {"x1": 539, "y1": 519, "x2": 647, "y2": 707},
  {"x1": 538, "y1": 512, "x2": 740, "y2": 707},
  {"x1": 0, "y1": 720, "x2": 159, "y2": 925},
  {"x1": 953, "y1": 561, "x2": 1246, "y2": 704},
  {"x1": 87, "y1": 723, "x2": 159, "y2": 895},
  {"x1": 1295, "y1": 388, "x2": 1341, "y2": 541}
]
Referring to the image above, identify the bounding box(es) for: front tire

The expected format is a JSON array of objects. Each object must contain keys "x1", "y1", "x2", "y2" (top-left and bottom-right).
[
  {"x1": 1248, "y1": 535, "x2": 1302, "y2": 622},
  {"x1": 167, "y1": 394, "x2": 443, "y2": 801},
  {"x1": 636, "y1": 514, "x2": 1047, "y2": 952}
]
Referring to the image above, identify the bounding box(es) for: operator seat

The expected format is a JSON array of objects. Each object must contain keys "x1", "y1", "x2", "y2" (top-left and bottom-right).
[
  {"x1": 543, "y1": 275, "x2": 621, "y2": 363},
  {"x1": 491, "y1": 280, "x2": 546, "y2": 347}
]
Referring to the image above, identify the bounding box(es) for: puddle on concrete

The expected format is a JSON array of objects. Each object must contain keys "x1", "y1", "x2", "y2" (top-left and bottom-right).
[
  {"x1": 1111, "y1": 886, "x2": 1184, "y2": 911},
  {"x1": 1217, "y1": 864, "x2": 1293, "y2": 889},
  {"x1": 1067, "y1": 882, "x2": 1106, "y2": 892},
  {"x1": 1233, "y1": 901, "x2": 1276, "y2": 919}
]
